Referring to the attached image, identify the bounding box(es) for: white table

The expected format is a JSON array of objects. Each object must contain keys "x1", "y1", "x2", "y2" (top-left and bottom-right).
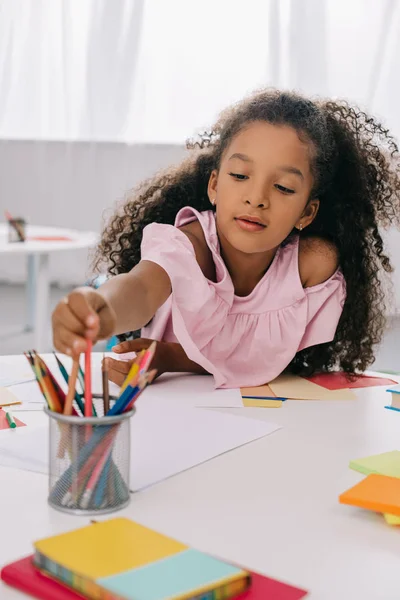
[
  {"x1": 0, "y1": 225, "x2": 98, "y2": 350},
  {"x1": 1, "y1": 357, "x2": 400, "y2": 599}
]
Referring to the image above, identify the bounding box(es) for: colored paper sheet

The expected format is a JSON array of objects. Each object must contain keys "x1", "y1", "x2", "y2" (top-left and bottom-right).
[
  {"x1": 236, "y1": 571, "x2": 308, "y2": 599},
  {"x1": 383, "y1": 513, "x2": 400, "y2": 526},
  {"x1": 349, "y1": 451, "x2": 400, "y2": 478},
  {"x1": 0, "y1": 555, "x2": 308, "y2": 600},
  {"x1": 269, "y1": 374, "x2": 356, "y2": 401},
  {"x1": 0, "y1": 387, "x2": 22, "y2": 407},
  {"x1": 306, "y1": 372, "x2": 397, "y2": 390},
  {"x1": 0, "y1": 409, "x2": 26, "y2": 430},
  {"x1": 241, "y1": 384, "x2": 276, "y2": 398},
  {"x1": 242, "y1": 398, "x2": 283, "y2": 408},
  {"x1": 339, "y1": 474, "x2": 400, "y2": 516}
]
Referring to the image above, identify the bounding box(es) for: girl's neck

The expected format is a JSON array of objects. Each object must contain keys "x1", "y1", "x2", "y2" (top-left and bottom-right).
[{"x1": 217, "y1": 228, "x2": 278, "y2": 297}]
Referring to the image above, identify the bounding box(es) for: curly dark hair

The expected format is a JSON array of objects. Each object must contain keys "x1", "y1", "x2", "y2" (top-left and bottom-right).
[{"x1": 94, "y1": 88, "x2": 400, "y2": 376}]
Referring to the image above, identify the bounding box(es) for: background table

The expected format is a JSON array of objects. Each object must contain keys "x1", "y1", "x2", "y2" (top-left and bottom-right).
[
  {"x1": 1, "y1": 356, "x2": 400, "y2": 599},
  {"x1": 0, "y1": 225, "x2": 98, "y2": 350}
]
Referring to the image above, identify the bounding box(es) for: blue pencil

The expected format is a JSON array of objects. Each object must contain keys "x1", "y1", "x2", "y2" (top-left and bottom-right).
[{"x1": 242, "y1": 395, "x2": 287, "y2": 401}]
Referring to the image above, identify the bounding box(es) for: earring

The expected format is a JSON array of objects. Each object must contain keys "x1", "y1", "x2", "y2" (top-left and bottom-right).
[
  {"x1": 298, "y1": 223, "x2": 303, "y2": 231},
  {"x1": 211, "y1": 198, "x2": 216, "y2": 206}
]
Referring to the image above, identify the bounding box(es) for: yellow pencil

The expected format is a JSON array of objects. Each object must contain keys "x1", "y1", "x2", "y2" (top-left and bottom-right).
[
  {"x1": 33, "y1": 355, "x2": 62, "y2": 413},
  {"x1": 119, "y1": 350, "x2": 145, "y2": 394}
]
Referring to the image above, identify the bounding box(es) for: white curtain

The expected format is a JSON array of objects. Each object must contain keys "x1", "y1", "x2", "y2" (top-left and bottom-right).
[
  {"x1": 0, "y1": 0, "x2": 399, "y2": 143},
  {"x1": 1, "y1": 0, "x2": 400, "y2": 308}
]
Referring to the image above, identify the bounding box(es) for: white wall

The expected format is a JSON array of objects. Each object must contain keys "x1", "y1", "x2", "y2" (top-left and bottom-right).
[
  {"x1": 0, "y1": 140, "x2": 186, "y2": 286},
  {"x1": 0, "y1": 139, "x2": 398, "y2": 315}
]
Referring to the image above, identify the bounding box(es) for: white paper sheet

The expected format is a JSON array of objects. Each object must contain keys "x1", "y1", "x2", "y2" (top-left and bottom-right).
[
  {"x1": 137, "y1": 373, "x2": 243, "y2": 409},
  {"x1": 0, "y1": 361, "x2": 35, "y2": 387},
  {"x1": 0, "y1": 404, "x2": 280, "y2": 491}
]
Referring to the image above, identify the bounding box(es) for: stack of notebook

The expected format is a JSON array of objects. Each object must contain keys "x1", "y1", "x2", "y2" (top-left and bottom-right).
[{"x1": 1, "y1": 517, "x2": 308, "y2": 599}]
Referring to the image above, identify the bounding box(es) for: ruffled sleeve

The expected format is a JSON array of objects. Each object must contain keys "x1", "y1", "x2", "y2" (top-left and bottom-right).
[{"x1": 298, "y1": 270, "x2": 346, "y2": 351}]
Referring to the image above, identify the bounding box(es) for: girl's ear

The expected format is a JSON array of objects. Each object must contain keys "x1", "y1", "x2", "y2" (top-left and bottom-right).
[
  {"x1": 297, "y1": 198, "x2": 320, "y2": 230},
  {"x1": 208, "y1": 170, "x2": 218, "y2": 206}
]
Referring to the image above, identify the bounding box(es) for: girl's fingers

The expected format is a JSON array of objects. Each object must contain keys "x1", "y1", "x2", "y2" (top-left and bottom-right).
[
  {"x1": 107, "y1": 367, "x2": 130, "y2": 387},
  {"x1": 104, "y1": 358, "x2": 132, "y2": 374},
  {"x1": 53, "y1": 326, "x2": 88, "y2": 358},
  {"x1": 67, "y1": 291, "x2": 100, "y2": 334},
  {"x1": 112, "y1": 338, "x2": 154, "y2": 353},
  {"x1": 52, "y1": 300, "x2": 88, "y2": 336}
]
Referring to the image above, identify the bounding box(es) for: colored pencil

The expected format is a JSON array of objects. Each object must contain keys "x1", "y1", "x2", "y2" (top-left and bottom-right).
[
  {"x1": 102, "y1": 354, "x2": 110, "y2": 414},
  {"x1": 241, "y1": 396, "x2": 287, "y2": 401},
  {"x1": 5, "y1": 411, "x2": 16, "y2": 428},
  {"x1": 53, "y1": 353, "x2": 85, "y2": 415},
  {"x1": 119, "y1": 350, "x2": 145, "y2": 394},
  {"x1": 84, "y1": 341, "x2": 92, "y2": 417},
  {"x1": 33, "y1": 355, "x2": 62, "y2": 413},
  {"x1": 64, "y1": 359, "x2": 80, "y2": 416},
  {"x1": 36, "y1": 355, "x2": 66, "y2": 409},
  {"x1": 78, "y1": 364, "x2": 85, "y2": 394},
  {"x1": 79, "y1": 434, "x2": 115, "y2": 508},
  {"x1": 138, "y1": 341, "x2": 157, "y2": 373},
  {"x1": 25, "y1": 352, "x2": 48, "y2": 406}
]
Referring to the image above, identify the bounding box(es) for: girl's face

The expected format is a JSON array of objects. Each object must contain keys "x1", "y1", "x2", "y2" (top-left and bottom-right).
[{"x1": 208, "y1": 121, "x2": 319, "y2": 254}]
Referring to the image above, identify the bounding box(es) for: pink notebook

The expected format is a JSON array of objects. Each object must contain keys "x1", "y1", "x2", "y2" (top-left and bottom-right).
[{"x1": 1, "y1": 555, "x2": 308, "y2": 599}]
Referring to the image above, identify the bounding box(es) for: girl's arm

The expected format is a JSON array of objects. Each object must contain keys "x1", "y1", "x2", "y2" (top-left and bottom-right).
[
  {"x1": 97, "y1": 261, "x2": 172, "y2": 335},
  {"x1": 52, "y1": 261, "x2": 172, "y2": 357}
]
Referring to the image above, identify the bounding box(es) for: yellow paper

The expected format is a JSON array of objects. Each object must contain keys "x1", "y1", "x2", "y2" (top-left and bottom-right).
[
  {"x1": 34, "y1": 518, "x2": 187, "y2": 579},
  {"x1": 242, "y1": 398, "x2": 282, "y2": 408},
  {"x1": 240, "y1": 384, "x2": 275, "y2": 398},
  {"x1": 269, "y1": 374, "x2": 356, "y2": 401},
  {"x1": 384, "y1": 513, "x2": 400, "y2": 526},
  {"x1": 0, "y1": 387, "x2": 21, "y2": 407}
]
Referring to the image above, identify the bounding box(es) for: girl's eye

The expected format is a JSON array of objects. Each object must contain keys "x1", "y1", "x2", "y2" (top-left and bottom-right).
[
  {"x1": 229, "y1": 172, "x2": 249, "y2": 181},
  {"x1": 275, "y1": 184, "x2": 295, "y2": 194}
]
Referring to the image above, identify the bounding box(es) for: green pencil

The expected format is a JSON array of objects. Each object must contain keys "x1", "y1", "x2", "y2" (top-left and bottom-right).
[
  {"x1": 53, "y1": 353, "x2": 86, "y2": 415},
  {"x1": 6, "y1": 411, "x2": 16, "y2": 428}
]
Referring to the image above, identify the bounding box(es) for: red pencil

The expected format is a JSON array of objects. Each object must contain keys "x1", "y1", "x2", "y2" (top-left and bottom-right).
[{"x1": 84, "y1": 340, "x2": 92, "y2": 417}]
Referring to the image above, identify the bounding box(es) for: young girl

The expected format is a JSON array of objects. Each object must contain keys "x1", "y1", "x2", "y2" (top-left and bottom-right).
[{"x1": 52, "y1": 89, "x2": 400, "y2": 388}]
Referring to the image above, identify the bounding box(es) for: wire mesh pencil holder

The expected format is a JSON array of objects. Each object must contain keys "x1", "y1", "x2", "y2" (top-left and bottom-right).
[{"x1": 45, "y1": 395, "x2": 134, "y2": 516}]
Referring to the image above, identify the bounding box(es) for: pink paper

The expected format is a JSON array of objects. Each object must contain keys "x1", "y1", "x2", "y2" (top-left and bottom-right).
[{"x1": 0, "y1": 410, "x2": 26, "y2": 430}]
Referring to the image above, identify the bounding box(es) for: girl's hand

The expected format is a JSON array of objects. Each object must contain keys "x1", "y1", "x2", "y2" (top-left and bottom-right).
[
  {"x1": 52, "y1": 287, "x2": 117, "y2": 358},
  {"x1": 104, "y1": 338, "x2": 165, "y2": 386},
  {"x1": 104, "y1": 338, "x2": 208, "y2": 387}
]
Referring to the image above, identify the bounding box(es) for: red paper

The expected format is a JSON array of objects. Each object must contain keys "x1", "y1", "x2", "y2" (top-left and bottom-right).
[
  {"x1": 0, "y1": 409, "x2": 26, "y2": 430},
  {"x1": 1, "y1": 556, "x2": 308, "y2": 600},
  {"x1": 237, "y1": 571, "x2": 308, "y2": 599},
  {"x1": 306, "y1": 372, "x2": 397, "y2": 391},
  {"x1": 28, "y1": 236, "x2": 73, "y2": 242}
]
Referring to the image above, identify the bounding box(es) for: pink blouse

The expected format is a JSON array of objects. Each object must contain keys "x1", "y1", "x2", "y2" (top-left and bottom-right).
[{"x1": 141, "y1": 207, "x2": 346, "y2": 388}]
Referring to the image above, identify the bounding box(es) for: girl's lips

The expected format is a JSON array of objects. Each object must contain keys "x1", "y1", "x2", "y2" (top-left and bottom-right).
[{"x1": 235, "y1": 218, "x2": 266, "y2": 233}]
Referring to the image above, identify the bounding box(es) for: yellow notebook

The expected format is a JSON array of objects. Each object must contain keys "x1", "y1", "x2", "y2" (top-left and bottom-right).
[{"x1": 34, "y1": 518, "x2": 250, "y2": 600}]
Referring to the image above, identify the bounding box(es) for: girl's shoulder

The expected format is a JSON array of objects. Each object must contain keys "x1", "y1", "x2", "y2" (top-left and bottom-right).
[{"x1": 298, "y1": 235, "x2": 340, "y2": 287}]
